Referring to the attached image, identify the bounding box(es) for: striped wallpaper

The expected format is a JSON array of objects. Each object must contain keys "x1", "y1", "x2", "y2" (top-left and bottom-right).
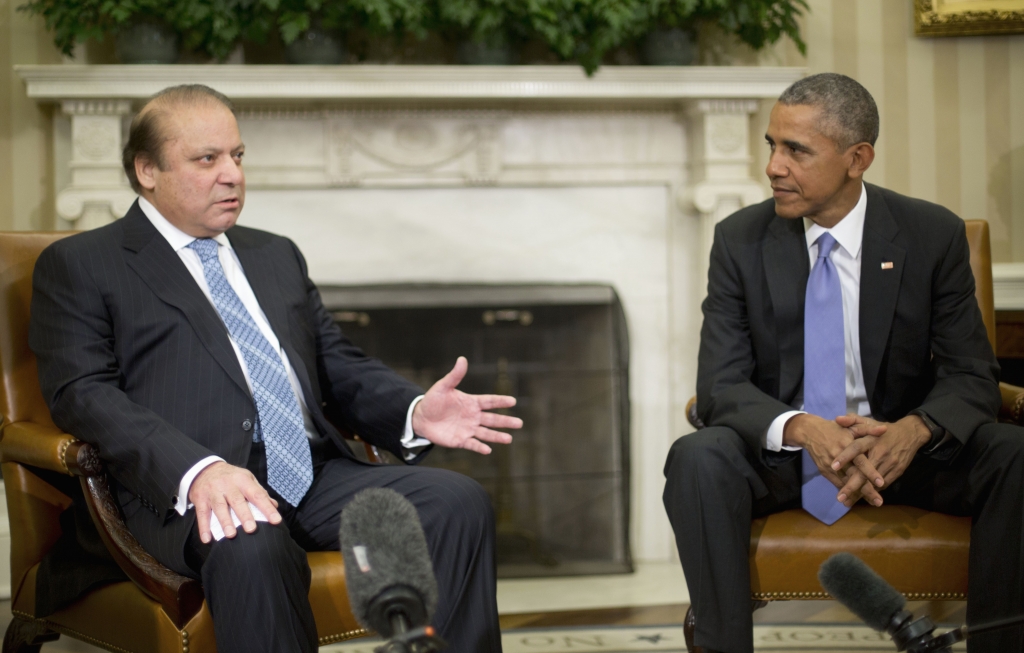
[{"x1": 750, "y1": 0, "x2": 1024, "y2": 263}]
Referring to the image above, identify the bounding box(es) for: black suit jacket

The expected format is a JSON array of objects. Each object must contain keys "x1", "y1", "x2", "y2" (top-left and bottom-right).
[
  {"x1": 30, "y1": 201, "x2": 424, "y2": 579},
  {"x1": 696, "y1": 184, "x2": 1000, "y2": 457}
]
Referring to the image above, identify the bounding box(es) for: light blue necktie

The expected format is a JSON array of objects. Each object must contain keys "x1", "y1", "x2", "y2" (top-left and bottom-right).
[
  {"x1": 801, "y1": 232, "x2": 850, "y2": 525},
  {"x1": 188, "y1": 238, "x2": 313, "y2": 507}
]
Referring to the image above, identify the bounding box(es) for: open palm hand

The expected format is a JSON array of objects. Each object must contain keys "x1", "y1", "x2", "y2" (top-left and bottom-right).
[{"x1": 411, "y1": 356, "x2": 522, "y2": 455}]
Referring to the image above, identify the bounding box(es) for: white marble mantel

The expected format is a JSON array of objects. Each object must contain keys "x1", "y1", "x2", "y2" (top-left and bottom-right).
[{"x1": 17, "y1": 65, "x2": 805, "y2": 575}]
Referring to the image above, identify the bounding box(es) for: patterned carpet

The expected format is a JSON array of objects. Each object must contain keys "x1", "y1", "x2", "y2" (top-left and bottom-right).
[{"x1": 322, "y1": 624, "x2": 968, "y2": 652}]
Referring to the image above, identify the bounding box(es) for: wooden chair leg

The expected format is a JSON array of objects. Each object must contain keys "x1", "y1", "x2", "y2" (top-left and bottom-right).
[
  {"x1": 683, "y1": 601, "x2": 771, "y2": 653},
  {"x1": 2, "y1": 616, "x2": 59, "y2": 653}
]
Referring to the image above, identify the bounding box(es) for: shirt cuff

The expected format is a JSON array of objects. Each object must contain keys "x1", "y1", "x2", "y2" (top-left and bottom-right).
[
  {"x1": 401, "y1": 395, "x2": 431, "y2": 462},
  {"x1": 765, "y1": 410, "x2": 807, "y2": 452},
  {"x1": 174, "y1": 456, "x2": 225, "y2": 516}
]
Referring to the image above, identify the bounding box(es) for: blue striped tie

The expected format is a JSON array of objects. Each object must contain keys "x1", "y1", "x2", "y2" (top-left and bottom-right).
[
  {"x1": 188, "y1": 238, "x2": 313, "y2": 507},
  {"x1": 801, "y1": 232, "x2": 850, "y2": 525}
]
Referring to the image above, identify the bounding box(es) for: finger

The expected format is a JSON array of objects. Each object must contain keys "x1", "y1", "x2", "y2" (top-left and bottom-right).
[
  {"x1": 211, "y1": 498, "x2": 236, "y2": 539},
  {"x1": 860, "y1": 482, "x2": 884, "y2": 506},
  {"x1": 850, "y1": 453, "x2": 885, "y2": 489},
  {"x1": 462, "y1": 438, "x2": 493, "y2": 455},
  {"x1": 847, "y1": 423, "x2": 888, "y2": 437},
  {"x1": 248, "y1": 490, "x2": 283, "y2": 525},
  {"x1": 836, "y1": 469, "x2": 866, "y2": 505},
  {"x1": 834, "y1": 414, "x2": 861, "y2": 427},
  {"x1": 227, "y1": 491, "x2": 257, "y2": 533},
  {"x1": 479, "y1": 412, "x2": 523, "y2": 429},
  {"x1": 195, "y1": 501, "x2": 213, "y2": 544},
  {"x1": 475, "y1": 394, "x2": 517, "y2": 411},
  {"x1": 831, "y1": 438, "x2": 872, "y2": 471},
  {"x1": 436, "y1": 356, "x2": 469, "y2": 392},
  {"x1": 473, "y1": 427, "x2": 514, "y2": 444}
]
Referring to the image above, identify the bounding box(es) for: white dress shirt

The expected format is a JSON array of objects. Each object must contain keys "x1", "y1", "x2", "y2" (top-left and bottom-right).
[
  {"x1": 137, "y1": 198, "x2": 427, "y2": 521},
  {"x1": 764, "y1": 184, "x2": 872, "y2": 451}
]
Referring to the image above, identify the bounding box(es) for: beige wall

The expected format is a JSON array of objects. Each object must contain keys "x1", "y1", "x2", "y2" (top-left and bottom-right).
[
  {"x1": 750, "y1": 0, "x2": 1024, "y2": 263},
  {"x1": 0, "y1": 0, "x2": 61, "y2": 231}
]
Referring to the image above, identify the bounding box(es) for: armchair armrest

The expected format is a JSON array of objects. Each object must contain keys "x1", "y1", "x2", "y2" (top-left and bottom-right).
[
  {"x1": 1000, "y1": 382, "x2": 1024, "y2": 425},
  {"x1": 0, "y1": 422, "x2": 97, "y2": 476},
  {"x1": 0, "y1": 421, "x2": 203, "y2": 628}
]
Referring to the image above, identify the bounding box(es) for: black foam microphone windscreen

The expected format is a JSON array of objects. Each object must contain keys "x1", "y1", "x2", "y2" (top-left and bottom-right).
[
  {"x1": 340, "y1": 487, "x2": 439, "y2": 633},
  {"x1": 818, "y1": 552, "x2": 907, "y2": 632}
]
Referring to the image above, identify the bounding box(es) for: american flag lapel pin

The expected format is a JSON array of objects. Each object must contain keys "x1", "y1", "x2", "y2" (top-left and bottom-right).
[{"x1": 881, "y1": 261, "x2": 894, "y2": 270}]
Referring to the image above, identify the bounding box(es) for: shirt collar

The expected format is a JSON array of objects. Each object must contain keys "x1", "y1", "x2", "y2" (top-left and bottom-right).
[
  {"x1": 138, "y1": 197, "x2": 233, "y2": 253},
  {"x1": 803, "y1": 183, "x2": 867, "y2": 258}
]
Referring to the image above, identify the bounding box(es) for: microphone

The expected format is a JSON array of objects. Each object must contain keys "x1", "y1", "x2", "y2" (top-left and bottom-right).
[
  {"x1": 818, "y1": 552, "x2": 942, "y2": 651},
  {"x1": 340, "y1": 487, "x2": 444, "y2": 652},
  {"x1": 820, "y1": 553, "x2": 1024, "y2": 652}
]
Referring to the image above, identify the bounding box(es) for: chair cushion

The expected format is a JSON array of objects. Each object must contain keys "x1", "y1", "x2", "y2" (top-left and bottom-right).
[{"x1": 750, "y1": 506, "x2": 970, "y2": 601}]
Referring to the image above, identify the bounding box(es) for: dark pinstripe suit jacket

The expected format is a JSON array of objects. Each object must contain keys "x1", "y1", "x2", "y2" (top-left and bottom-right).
[{"x1": 30, "y1": 201, "x2": 423, "y2": 578}]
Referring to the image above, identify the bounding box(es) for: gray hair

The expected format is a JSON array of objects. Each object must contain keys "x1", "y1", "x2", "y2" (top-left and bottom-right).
[
  {"x1": 778, "y1": 73, "x2": 879, "y2": 150},
  {"x1": 122, "y1": 85, "x2": 235, "y2": 194}
]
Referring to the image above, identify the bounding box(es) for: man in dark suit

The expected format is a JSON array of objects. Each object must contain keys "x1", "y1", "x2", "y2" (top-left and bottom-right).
[
  {"x1": 663, "y1": 73, "x2": 1024, "y2": 653},
  {"x1": 30, "y1": 84, "x2": 521, "y2": 653}
]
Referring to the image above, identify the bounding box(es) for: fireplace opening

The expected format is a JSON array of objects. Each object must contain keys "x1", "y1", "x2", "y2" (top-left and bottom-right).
[{"x1": 319, "y1": 284, "x2": 631, "y2": 578}]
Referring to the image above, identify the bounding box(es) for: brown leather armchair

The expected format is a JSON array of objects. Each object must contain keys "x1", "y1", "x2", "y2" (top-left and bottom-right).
[
  {"x1": 681, "y1": 220, "x2": 1024, "y2": 651},
  {"x1": 0, "y1": 232, "x2": 372, "y2": 652}
]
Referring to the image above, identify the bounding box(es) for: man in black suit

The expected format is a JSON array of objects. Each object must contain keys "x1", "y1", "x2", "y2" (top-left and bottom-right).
[
  {"x1": 30, "y1": 84, "x2": 521, "y2": 653},
  {"x1": 663, "y1": 73, "x2": 1024, "y2": 653}
]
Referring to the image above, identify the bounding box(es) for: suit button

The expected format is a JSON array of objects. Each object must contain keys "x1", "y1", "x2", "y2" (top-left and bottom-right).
[{"x1": 242, "y1": 419, "x2": 252, "y2": 431}]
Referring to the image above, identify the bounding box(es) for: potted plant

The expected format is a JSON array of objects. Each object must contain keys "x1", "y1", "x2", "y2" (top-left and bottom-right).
[
  {"x1": 641, "y1": 0, "x2": 808, "y2": 65},
  {"x1": 277, "y1": 0, "x2": 429, "y2": 64},
  {"x1": 432, "y1": 0, "x2": 528, "y2": 65},
  {"x1": 523, "y1": 0, "x2": 650, "y2": 74},
  {"x1": 19, "y1": 0, "x2": 280, "y2": 62},
  {"x1": 19, "y1": 0, "x2": 182, "y2": 62}
]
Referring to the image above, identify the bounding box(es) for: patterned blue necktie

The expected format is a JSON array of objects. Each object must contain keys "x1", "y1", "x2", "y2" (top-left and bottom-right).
[
  {"x1": 801, "y1": 232, "x2": 850, "y2": 525},
  {"x1": 188, "y1": 238, "x2": 313, "y2": 507}
]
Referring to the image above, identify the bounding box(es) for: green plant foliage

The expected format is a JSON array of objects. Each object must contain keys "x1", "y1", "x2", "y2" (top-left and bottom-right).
[{"x1": 20, "y1": 0, "x2": 808, "y2": 68}]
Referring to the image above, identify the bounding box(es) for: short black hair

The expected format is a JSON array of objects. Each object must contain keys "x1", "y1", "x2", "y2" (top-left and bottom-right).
[
  {"x1": 778, "y1": 73, "x2": 879, "y2": 150},
  {"x1": 122, "y1": 84, "x2": 235, "y2": 194}
]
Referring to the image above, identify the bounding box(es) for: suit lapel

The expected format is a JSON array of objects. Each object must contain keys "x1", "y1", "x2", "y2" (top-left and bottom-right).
[
  {"x1": 763, "y1": 216, "x2": 810, "y2": 401},
  {"x1": 859, "y1": 186, "x2": 905, "y2": 403},
  {"x1": 121, "y1": 204, "x2": 251, "y2": 398}
]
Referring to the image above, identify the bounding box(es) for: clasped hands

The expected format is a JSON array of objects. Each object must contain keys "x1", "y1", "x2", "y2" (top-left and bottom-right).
[
  {"x1": 190, "y1": 356, "x2": 522, "y2": 543},
  {"x1": 782, "y1": 412, "x2": 932, "y2": 508}
]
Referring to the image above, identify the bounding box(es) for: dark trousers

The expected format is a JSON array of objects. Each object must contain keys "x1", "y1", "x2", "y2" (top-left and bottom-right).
[
  {"x1": 186, "y1": 445, "x2": 501, "y2": 653},
  {"x1": 663, "y1": 423, "x2": 1024, "y2": 653}
]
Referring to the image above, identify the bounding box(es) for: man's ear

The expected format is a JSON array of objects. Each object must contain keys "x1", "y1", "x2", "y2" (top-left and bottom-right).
[
  {"x1": 847, "y1": 142, "x2": 875, "y2": 179},
  {"x1": 135, "y1": 154, "x2": 158, "y2": 192}
]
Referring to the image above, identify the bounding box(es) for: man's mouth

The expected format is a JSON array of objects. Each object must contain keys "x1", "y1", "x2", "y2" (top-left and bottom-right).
[{"x1": 216, "y1": 198, "x2": 239, "y2": 206}]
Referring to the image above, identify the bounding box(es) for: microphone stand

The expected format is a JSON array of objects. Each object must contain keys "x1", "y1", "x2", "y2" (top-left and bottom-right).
[
  {"x1": 912, "y1": 613, "x2": 1024, "y2": 652},
  {"x1": 373, "y1": 612, "x2": 447, "y2": 653}
]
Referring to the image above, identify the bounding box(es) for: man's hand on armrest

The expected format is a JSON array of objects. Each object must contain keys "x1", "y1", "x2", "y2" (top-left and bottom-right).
[
  {"x1": 188, "y1": 462, "x2": 282, "y2": 544},
  {"x1": 783, "y1": 413, "x2": 887, "y2": 508},
  {"x1": 832, "y1": 415, "x2": 932, "y2": 506}
]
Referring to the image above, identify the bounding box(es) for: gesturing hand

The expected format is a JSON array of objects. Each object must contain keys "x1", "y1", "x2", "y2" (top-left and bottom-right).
[
  {"x1": 411, "y1": 356, "x2": 522, "y2": 455},
  {"x1": 189, "y1": 461, "x2": 282, "y2": 544}
]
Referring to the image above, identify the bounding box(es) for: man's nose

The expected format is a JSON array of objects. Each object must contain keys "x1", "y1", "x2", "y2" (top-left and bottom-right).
[
  {"x1": 766, "y1": 151, "x2": 787, "y2": 179},
  {"x1": 218, "y1": 158, "x2": 244, "y2": 186}
]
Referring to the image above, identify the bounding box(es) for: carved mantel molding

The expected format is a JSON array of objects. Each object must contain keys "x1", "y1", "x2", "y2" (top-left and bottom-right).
[{"x1": 18, "y1": 64, "x2": 804, "y2": 231}]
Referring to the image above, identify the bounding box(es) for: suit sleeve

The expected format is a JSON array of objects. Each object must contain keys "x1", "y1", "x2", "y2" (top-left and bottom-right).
[
  {"x1": 696, "y1": 221, "x2": 795, "y2": 452},
  {"x1": 290, "y1": 241, "x2": 428, "y2": 462},
  {"x1": 916, "y1": 221, "x2": 1000, "y2": 444},
  {"x1": 30, "y1": 243, "x2": 217, "y2": 513}
]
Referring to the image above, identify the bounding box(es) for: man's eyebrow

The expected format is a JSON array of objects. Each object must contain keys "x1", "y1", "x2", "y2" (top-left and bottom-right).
[{"x1": 782, "y1": 139, "x2": 811, "y2": 152}]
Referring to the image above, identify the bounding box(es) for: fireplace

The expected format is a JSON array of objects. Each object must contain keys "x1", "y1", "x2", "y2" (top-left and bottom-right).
[{"x1": 321, "y1": 284, "x2": 631, "y2": 577}]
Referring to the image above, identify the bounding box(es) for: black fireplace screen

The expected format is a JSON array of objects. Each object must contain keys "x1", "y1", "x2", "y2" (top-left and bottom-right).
[{"x1": 318, "y1": 284, "x2": 631, "y2": 578}]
